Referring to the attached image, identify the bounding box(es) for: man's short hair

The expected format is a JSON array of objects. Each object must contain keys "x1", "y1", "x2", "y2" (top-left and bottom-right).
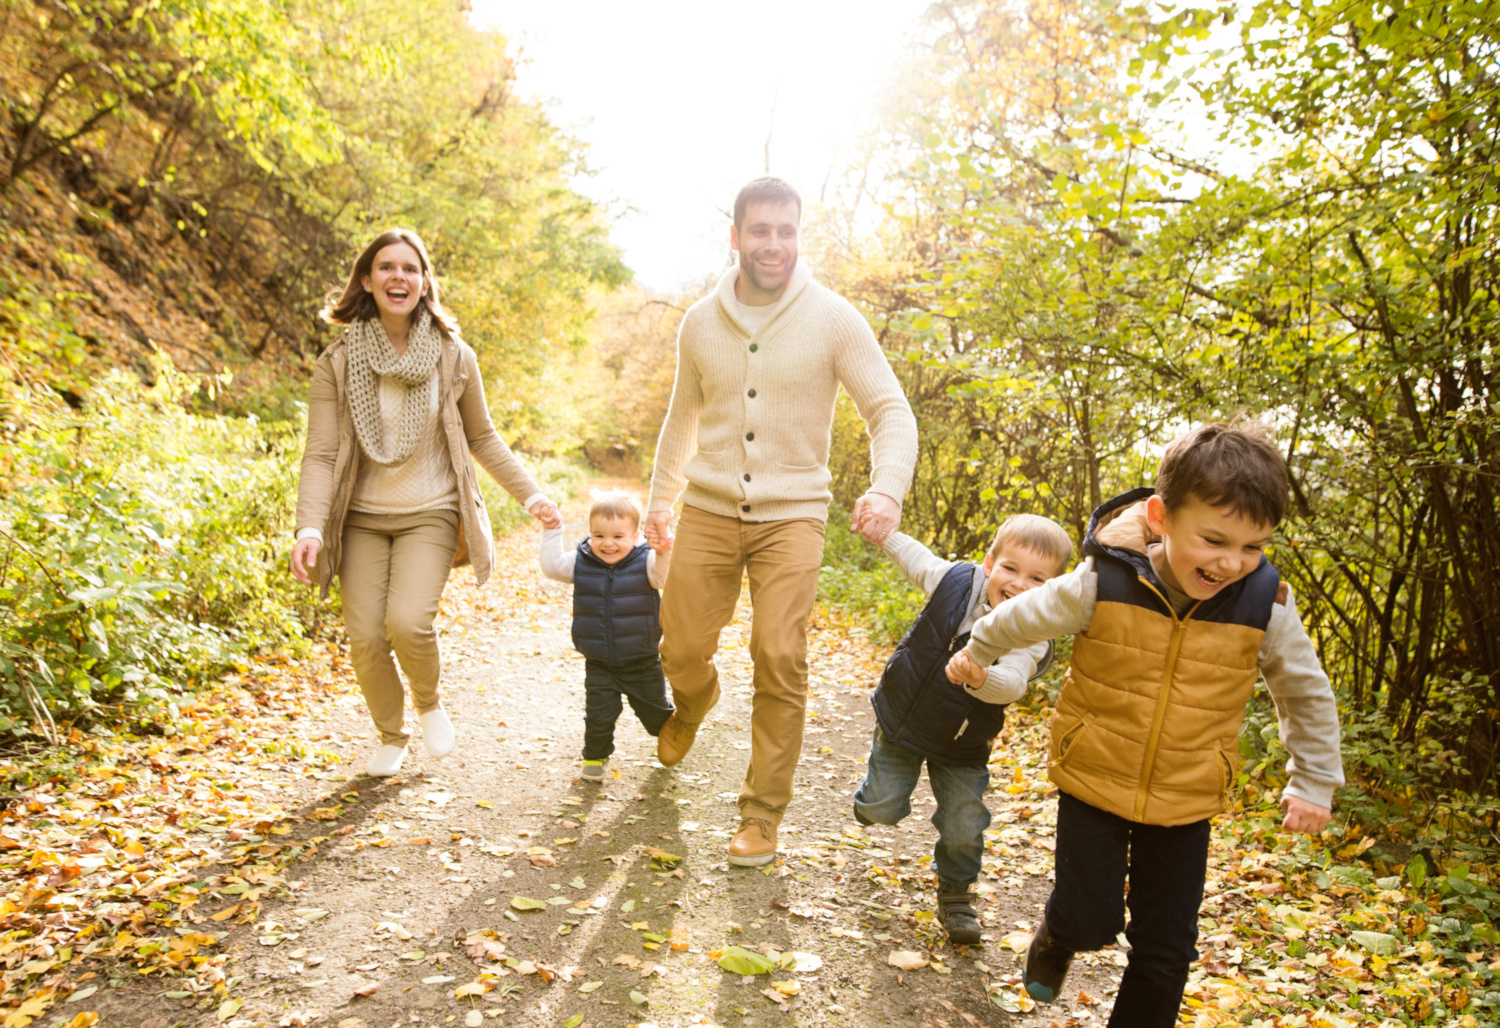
[
  {"x1": 987, "y1": 514, "x2": 1074, "y2": 575},
  {"x1": 1156, "y1": 418, "x2": 1289, "y2": 527},
  {"x1": 589, "y1": 491, "x2": 642, "y2": 528},
  {"x1": 733, "y1": 177, "x2": 802, "y2": 227}
]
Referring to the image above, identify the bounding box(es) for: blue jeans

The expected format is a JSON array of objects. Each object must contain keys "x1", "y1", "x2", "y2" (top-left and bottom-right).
[
  {"x1": 852, "y1": 724, "x2": 991, "y2": 890},
  {"x1": 1047, "y1": 791, "x2": 1211, "y2": 1028},
  {"x1": 582, "y1": 657, "x2": 673, "y2": 760}
]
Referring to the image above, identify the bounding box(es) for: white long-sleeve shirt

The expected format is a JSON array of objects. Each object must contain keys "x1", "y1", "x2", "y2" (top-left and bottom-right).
[
  {"x1": 538, "y1": 527, "x2": 670, "y2": 590},
  {"x1": 965, "y1": 558, "x2": 1346, "y2": 810},
  {"x1": 880, "y1": 533, "x2": 1052, "y2": 707}
]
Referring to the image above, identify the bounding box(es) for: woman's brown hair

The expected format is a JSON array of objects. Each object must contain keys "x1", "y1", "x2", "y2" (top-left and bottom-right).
[{"x1": 320, "y1": 228, "x2": 460, "y2": 335}]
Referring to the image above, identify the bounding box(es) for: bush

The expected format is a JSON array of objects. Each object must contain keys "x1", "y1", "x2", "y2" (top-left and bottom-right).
[
  {"x1": 816, "y1": 507, "x2": 928, "y2": 646},
  {"x1": 0, "y1": 359, "x2": 315, "y2": 735}
]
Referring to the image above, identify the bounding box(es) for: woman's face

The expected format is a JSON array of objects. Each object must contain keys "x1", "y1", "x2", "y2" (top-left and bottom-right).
[{"x1": 361, "y1": 242, "x2": 427, "y2": 324}]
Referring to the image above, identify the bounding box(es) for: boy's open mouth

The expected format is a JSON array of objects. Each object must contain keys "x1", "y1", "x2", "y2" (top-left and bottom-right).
[{"x1": 1196, "y1": 568, "x2": 1227, "y2": 589}]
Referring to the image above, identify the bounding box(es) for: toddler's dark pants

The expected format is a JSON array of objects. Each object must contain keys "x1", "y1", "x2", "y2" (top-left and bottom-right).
[
  {"x1": 582, "y1": 656, "x2": 673, "y2": 761},
  {"x1": 1047, "y1": 791, "x2": 1210, "y2": 1028}
]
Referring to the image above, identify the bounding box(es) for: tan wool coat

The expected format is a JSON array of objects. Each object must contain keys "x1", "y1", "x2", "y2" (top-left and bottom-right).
[{"x1": 294, "y1": 328, "x2": 544, "y2": 594}]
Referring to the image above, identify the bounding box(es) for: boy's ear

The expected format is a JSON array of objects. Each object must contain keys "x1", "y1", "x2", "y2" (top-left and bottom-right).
[
  {"x1": 981, "y1": 550, "x2": 996, "y2": 575},
  {"x1": 1144, "y1": 495, "x2": 1170, "y2": 536}
]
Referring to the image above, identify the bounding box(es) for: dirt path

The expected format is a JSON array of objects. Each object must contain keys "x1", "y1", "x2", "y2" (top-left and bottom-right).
[{"x1": 96, "y1": 498, "x2": 1123, "y2": 1028}]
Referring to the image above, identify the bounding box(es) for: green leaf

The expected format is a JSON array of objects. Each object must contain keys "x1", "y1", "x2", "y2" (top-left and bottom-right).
[
  {"x1": 1406, "y1": 854, "x2": 1427, "y2": 888},
  {"x1": 510, "y1": 896, "x2": 547, "y2": 911},
  {"x1": 563, "y1": 1015, "x2": 584, "y2": 1028},
  {"x1": 717, "y1": 946, "x2": 776, "y2": 976},
  {"x1": 629, "y1": 989, "x2": 648, "y2": 1005},
  {"x1": 1349, "y1": 931, "x2": 1399, "y2": 956}
]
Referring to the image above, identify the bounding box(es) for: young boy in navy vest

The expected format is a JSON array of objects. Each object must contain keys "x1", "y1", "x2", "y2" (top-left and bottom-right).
[
  {"x1": 854, "y1": 513, "x2": 1074, "y2": 945},
  {"x1": 540, "y1": 493, "x2": 674, "y2": 782},
  {"x1": 947, "y1": 421, "x2": 1345, "y2": 1027}
]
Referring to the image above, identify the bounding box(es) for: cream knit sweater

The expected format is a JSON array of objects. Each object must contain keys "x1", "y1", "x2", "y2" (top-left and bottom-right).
[{"x1": 648, "y1": 262, "x2": 918, "y2": 522}]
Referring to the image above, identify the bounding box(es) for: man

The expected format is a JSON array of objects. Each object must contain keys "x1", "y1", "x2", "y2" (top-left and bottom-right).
[{"x1": 643, "y1": 176, "x2": 918, "y2": 866}]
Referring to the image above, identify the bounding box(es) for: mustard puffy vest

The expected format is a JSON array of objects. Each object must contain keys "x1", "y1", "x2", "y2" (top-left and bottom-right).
[{"x1": 1050, "y1": 489, "x2": 1282, "y2": 826}]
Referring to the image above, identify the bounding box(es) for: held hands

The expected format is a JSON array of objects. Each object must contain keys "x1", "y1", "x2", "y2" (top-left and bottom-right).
[
  {"x1": 644, "y1": 510, "x2": 673, "y2": 553},
  {"x1": 1280, "y1": 795, "x2": 1331, "y2": 835},
  {"x1": 945, "y1": 648, "x2": 986, "y2": 689},
  {"x1": 529, "y1": 499, "x2": 562, "y2": 530},
  {"x1": 290, "y1": 538, "x2": 321, "y2": 587},
  {"x1": 852, "y1": 491, "x2": 901, "y2": 546}
]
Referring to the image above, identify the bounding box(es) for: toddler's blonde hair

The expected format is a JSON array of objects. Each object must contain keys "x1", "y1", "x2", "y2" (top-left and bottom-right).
[
  {"x1": 589, "y1": 490, "x2": 643, "y2": 528},
  {"x1": 986, "y1": 514, "x2": 1074, "y2": 575}
]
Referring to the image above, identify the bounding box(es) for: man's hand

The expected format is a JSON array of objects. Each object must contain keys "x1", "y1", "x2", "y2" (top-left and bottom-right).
[
  {"x1": 529, "y1": 499, "x2": 562, "y2": 529},
  {"x1": 1280, "y1": 795, "x2": 1331, "y2": 834},
  {"x1": 648, "y1": 526, "x2": 674, "y2": 555},
  {"x1": 852, "y1": 491, "x2": 901, "y2": 546},
  {"x1": 644, "y1": 510, "x2": 673, "y2": 552},
  {"x1": 290, "y1": 537, "x2": 321, "y2": 587},
  {"x1": 945, "y1": 648, "x2": 986, "y2": 689}
]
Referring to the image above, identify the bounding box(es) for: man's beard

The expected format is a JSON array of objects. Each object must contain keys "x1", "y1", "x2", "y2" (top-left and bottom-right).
[{"x1": 739, "y1": 249, "x2": 794, "y2": 293}]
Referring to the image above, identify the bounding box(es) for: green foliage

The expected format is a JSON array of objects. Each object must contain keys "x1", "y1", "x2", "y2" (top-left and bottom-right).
[
  {"x1": 816, "y1": 507, "x2": 937, "y2": 646},
  {"x1": 0, "y1": 358, "x2": 316, "y2": 733},
  {"x1": 476, "y1": 454, "x2": 589, "y2": 535}
]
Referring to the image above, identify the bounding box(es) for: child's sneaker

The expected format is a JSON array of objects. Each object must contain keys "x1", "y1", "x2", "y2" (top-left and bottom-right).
[
  {"x1": 579, "y1": 759, "x2": 608, "y2": 782},
  {"x1": 937, "y1": 889, "x2": 983, "y2": 946},
  {"x1": 1023, "y1": 916, "x2": 1074, "y2": 1003}
]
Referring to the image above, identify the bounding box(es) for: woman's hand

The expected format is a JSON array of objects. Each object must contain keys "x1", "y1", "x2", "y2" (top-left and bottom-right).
[
  {"x1": 529, "y1": 499, "x2": 562, "y2": 529},
  {"x1": 290, "y1": 537, "x2": 322, "y2": 586}
]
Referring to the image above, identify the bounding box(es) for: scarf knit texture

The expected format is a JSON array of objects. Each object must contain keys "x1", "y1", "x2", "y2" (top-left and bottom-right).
[
  {"x1": 346, "y1": 310, "x2": 443, "y2": 467},
  {"x1": 648, "y1": 261, "x2": 918, "y2": 522}
]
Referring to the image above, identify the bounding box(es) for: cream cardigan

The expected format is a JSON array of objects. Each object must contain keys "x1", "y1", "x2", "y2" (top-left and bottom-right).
[{"x1": 648, "y1": 262, "x2": 918, "y2": 522}]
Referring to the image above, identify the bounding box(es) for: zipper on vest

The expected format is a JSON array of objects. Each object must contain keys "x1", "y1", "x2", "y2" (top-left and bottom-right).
[
  {"x1": 1133, "y1": 579, "x2": 1202, "y2": 822},
  {"x1": 604, "y1": 564, "x2": 616, "y2": 665},
  {"x1": 953, "y1": 718, "x2": 970, "y2": 740}
]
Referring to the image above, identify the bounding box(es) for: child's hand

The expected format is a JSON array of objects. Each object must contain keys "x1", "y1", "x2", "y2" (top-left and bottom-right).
[
  {"x1": 945, "y1": 649, "x2": 986, "y2": 689},
  {"x1": 529, "y1": 499, "x2": 562, "y2": 529},
  {"x1": 649, "y1": 531, "x2": 673, "y2": 555},
  {"x1": 644, "y1": 511, "x2": 673, "y2": 551},
  {"x1": 1280, "y1": 795, "x2": 1330, "y2": 834}
]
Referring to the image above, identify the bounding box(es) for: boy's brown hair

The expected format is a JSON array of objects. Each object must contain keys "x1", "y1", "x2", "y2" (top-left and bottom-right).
[
  {"x1": 1156, "y1": 418, "x2": 1289, "y2": 527},
  {"x1": 986, "y1": 514, "x2": 1074, "y2": 575},
  {"x1": 589, "y1": 492, "x2": 642, "y2": 528}
]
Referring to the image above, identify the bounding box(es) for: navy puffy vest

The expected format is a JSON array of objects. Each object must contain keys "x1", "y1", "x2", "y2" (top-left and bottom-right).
[
  {"x1": 571, "y1": 540, "x2": 661, "y2": 664},
  {"x1": 871, "y1": 562, "x2": 1054, "y2": 768}
]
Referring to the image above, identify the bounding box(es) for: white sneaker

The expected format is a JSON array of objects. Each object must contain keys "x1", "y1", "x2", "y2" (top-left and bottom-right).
[
  {"x1": 420, "y1": 708, "x2": 455, "y2": 759},
  {"x1": 365, "y1": 744, "x2": 406, "y2": 776}
]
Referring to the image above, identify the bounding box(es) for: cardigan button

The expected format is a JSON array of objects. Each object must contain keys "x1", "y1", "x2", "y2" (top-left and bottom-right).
[
  {"x1": 742, "y1": 504, "x2": 751, "y2": 512},
  {"x1": 745, "y1": 432, "x2": 754, "y2": 441},
  {"x1": 743, "y1": 473, "x2": 751, "y2": 482},
  {"x1": 749, "y1": 343, "x2": 758, "y2": 353},
  {"x1": 747, "y1": 388, "x2": 756, "y2": 398}
]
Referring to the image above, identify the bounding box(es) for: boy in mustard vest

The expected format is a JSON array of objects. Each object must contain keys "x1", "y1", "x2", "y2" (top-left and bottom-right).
[
  {"x1": 946, "y1": 421, "x2": 1344, "y2": 1027},
  {"x1": 540, "y1": 492, "x2": 674, "y2": 782},
  {"x1": 855, "y1": 514, "x2": 1073, "y2": 945}
]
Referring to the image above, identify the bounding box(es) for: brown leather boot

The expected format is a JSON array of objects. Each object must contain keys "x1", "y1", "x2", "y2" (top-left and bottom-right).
[
  {"x1": 728, "y1": 817, "x2": 777, "y2": 867},
  {"x1": 656, "y1": 713, "x2": 699, "y2": 767}
]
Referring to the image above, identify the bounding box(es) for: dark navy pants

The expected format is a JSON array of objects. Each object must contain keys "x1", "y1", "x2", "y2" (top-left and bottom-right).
[
  {"x1": 582, "y1": 657, "x2": 673, "y2": 760},
  {"x1": 1046, "y1": 791, "x2": 1211, "y2": 1027}
]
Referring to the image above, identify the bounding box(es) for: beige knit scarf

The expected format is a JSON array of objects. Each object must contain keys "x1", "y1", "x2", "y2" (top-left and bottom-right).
[{"x1": 345, "y1": 310, "x2": 443, "y2": 467}]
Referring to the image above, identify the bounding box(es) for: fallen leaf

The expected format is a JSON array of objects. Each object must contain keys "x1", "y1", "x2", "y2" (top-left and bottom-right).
[
  {"x1": 352, "y1": 982, "x2": 379, "y2": 998},
  {"x1": 510, "y1": 896, "x2": 548, "y2": 911},
  {"x1": 217, "y1": 998, "x2": 243, "y2": 1021},
  {"x1": 887, "y1": 950, "x2": 928, "y2": 971},
  {"x1": 718, "y1": 946, "x2": 776, "y2": 975}
]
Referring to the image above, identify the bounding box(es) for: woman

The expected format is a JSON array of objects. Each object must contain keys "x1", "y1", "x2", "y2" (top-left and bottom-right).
[{"x1": 290, "y1": 228, "x2": 561, "y2": 776}]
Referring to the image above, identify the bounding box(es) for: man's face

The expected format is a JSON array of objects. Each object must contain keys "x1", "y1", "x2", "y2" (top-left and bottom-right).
[{"x1": 730, "y1": 200, "x2": 800, "y2": 298}]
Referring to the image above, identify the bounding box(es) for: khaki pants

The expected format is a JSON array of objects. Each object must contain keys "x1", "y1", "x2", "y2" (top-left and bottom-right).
[
  {"x1": 659, "y1": 505, "x2": 825, "y2": 823},
  {"x1": 339, "y1": 509, "x2": 459, "y2": 746}
]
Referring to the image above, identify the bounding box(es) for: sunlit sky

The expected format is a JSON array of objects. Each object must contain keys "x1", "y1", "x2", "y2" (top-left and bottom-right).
[{"x1": 469, "y1": 0, "x2": 934, "y2": 292}]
